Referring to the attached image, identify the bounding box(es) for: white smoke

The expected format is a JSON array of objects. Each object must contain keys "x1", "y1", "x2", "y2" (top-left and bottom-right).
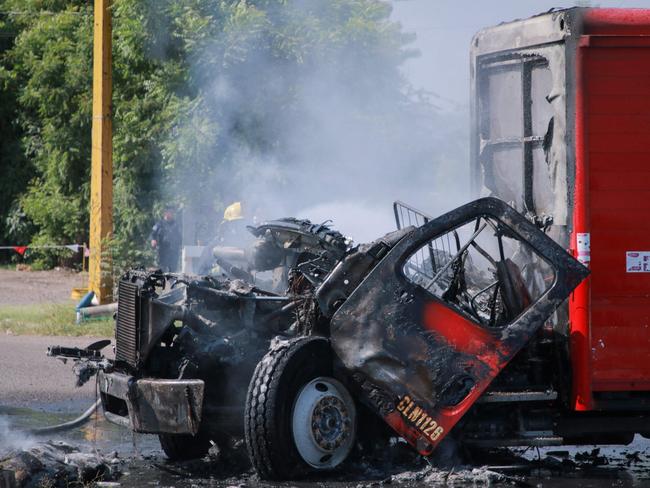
[
  {"x1": 162, "y1": 1, "x2": 469, "y2": 245},
  {"x1": 0, "y1": 416, "x2": 34, "y2": 454}
]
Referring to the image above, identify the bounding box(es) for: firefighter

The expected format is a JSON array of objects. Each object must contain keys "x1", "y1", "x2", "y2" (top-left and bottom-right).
[
  {"x1": 149, "y1": 206, "x2": 182, "y2": 272},
  {"x1": 197, "y1": 202, "x2": 253, "y2": 275},
  {"x1": 216, "y1": 201, "x2": 253, "y2": 247}
]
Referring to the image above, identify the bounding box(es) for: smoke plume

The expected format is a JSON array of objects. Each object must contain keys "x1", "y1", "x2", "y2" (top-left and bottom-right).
[
  {"x1": 0, "y1": 416, "x2": 34, "y2": 454},
  {"x1": 161, "y1": 1, "x2": 468, "y2": 245}
]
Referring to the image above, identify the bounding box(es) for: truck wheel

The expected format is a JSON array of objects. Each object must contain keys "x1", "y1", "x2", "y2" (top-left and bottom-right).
[
  {"x1": 158, "y1": 431, "x2": 212, "y2": 461},
  {"x1": 245, "y1": 336, "x2": 357, "y2": 480}
]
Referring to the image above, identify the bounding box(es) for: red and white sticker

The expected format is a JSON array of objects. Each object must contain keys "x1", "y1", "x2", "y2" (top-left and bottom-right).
[
  {"x1": 577, "y1": 233, "x2": 590, "y2": 266},
  {"x1": 626, "y1": 251, "x2": 650, "y2": 273}
]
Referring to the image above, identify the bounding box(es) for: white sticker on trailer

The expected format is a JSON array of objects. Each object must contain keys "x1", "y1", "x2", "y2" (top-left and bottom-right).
[
  {"x1": 577, "y1": 233, "x2": 590, "y2": 265},
  {"x1": 625, "y1": 251, "x2": 650, "y2": 273}
]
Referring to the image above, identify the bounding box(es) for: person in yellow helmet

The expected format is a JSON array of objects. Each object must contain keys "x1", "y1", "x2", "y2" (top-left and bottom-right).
[
  {"x1": 197, "y1": 202, "x2": 253, "y2": 275},
  {"x1": 217, "y1": 201, "x2": 251, "y2": 247},
  {"x1": 222, "y1": 201, "x2": 243, "y2": 223}
]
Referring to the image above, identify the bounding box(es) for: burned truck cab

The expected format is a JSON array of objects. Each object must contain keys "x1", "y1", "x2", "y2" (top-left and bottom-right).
[
  {"x1": 99, "y1": 272, "x2": 281, "y2": 446},
  {"x1": 98, "y1": 219, "x2": 354, "y2": 458},
  {"x1": 96, "y1": 197, "x2": 590, "y2": 477}
]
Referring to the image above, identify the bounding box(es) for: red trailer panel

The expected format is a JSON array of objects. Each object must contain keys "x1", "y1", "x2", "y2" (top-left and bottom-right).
[
  {"x1": 472, "y1": 8, "x2": 650, "y2": 411},
  {"x1": 581, "y1": 30, "x2": 650, "y2": 392}
]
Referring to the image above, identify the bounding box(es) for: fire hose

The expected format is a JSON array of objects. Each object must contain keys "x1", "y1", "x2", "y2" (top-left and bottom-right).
[
  {"x1": 28, "y1": 400, "x2": 102, "y2": 435},
  {"x1": 27, "y1": 341, "x2": 112, "y2": 435}
]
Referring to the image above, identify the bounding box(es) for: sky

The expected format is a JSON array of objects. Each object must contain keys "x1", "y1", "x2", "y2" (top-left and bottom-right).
[{"x1": 390, "y1": 0, "x2": 650, "y2": 107}]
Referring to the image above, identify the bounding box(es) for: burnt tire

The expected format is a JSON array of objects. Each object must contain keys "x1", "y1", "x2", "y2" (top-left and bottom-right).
[
  {"x1": 244, "y1": 336, "x2": 356, "y2": 480},
  {"x1": 158, "y1": 431, "x2": 212, "y2": 461}
]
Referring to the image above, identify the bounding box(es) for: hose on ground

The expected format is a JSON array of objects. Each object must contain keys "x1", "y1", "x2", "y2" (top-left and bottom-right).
[{"x1": 28, "y1": 399, "x2": 101, "y2": 435}]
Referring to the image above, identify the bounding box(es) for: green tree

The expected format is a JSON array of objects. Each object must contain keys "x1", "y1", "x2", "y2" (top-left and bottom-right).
[
  {"x1": 0, "y1": 9, "x2": 33, "y2": 249},
  {"x1": 0, "y1": 1, "x2": 92, "y2": 265},
  {"x1": 0, "y1": 0, "x2": 433, "y2": 269}
]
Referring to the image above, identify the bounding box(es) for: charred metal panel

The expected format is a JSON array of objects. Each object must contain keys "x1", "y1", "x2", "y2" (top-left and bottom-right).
[
  {"x1": 330, "y1": 198, "x2": 588, "y2": 455},
  {"x1": 316, "y1": 228, "x2": 413, "y2": 318},
  {"x1": 471, "y1": 9, "x2": 574, "y2": 58},
  {"x1": 469, "y1": 8, "x2": 587, "y2": 242},
  {"x1": 129, "y1": 379, "x2": 204, "y2": 434},
  {"x1": 99, "y1": 371, "x2": 205, "y2": 435},
  {"x1": 139, "y1": 286, "x2": 187, "y2": 363},
  {"x1": 473, "y1": 44, "x2": 569, "y2": 230}
]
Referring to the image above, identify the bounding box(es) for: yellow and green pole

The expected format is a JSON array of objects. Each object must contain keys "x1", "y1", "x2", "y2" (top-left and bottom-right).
[{"x1": 88, "y1": 0, "x2": 113, "y2": 303}]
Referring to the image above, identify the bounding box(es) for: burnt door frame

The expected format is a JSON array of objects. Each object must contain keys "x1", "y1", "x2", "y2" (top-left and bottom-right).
[{"x1": 330, "y1": 197, "x2": 589, "y2": 454}]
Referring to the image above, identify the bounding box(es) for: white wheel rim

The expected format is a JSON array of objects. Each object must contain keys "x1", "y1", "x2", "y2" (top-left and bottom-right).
[{"x1": 291, "y1": 376, "x2": 356, "y2": 469}]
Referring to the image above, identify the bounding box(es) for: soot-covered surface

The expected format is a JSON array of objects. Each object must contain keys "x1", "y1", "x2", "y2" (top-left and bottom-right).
[
  {"x1": 95, "y1": 437, "x2": 650, "y2": 487},
  {"x1": 3, "y1": 405, "x2": 650, "y2": 488}
]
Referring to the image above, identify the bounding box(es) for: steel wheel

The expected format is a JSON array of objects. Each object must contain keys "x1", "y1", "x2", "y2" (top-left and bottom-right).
[
  {"x1": 291, "y1": 377, "x2": 356, "y2": 469},
  {"x1": 245, "y1": 336, "x2": 357, "y2": 480}
]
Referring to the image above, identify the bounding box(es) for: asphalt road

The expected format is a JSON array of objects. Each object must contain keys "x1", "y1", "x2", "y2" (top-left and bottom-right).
[{"x1": 0, "y1": 335, "x2": 109, "y2": 413}]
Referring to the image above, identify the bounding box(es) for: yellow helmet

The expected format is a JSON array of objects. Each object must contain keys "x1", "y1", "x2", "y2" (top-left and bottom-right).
[{"x1": 223, "y1": 201, "x2": 244, "y2": 222}]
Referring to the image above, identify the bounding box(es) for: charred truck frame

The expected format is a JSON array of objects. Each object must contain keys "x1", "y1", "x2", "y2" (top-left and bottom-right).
[
  {"x1": 94, "y1": 197, "x2": 587, "y2": 479},
  {"x1": 71, "y1": 6, "x2": 650, "y2": 481}
]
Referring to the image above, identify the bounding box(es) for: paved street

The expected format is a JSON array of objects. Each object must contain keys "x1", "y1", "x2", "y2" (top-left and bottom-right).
[{"x1": 0, "y1": 335, "x2": 108, "y2": 413}]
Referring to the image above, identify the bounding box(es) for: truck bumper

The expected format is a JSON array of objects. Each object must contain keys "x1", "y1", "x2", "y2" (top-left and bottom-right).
[{"x1": 98, "y1": 370, "x2": 204, "y2": 435}]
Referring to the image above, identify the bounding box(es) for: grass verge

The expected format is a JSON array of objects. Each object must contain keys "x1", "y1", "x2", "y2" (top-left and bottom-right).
[{"x1": 0, "y1": 303, "x2": 114, "y2": 336}]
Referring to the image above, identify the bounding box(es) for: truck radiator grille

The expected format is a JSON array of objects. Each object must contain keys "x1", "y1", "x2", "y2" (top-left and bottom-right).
[{"x1": 115, "y1": 281, "x2": 139, "y2": 367}]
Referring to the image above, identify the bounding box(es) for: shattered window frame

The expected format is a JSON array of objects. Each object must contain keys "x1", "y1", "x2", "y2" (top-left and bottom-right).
[
  {"x1": 479, "y1": 55, "x2": 552, "y2": 218},
  {"x1": 400, "y1": 214, "x2": 556, "y2": 330}
]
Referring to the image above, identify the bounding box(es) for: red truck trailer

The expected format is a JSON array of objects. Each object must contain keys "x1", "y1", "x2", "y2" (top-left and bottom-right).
[{"x1": 471, "y1": 8, "x2": 650, "y2": 417}]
